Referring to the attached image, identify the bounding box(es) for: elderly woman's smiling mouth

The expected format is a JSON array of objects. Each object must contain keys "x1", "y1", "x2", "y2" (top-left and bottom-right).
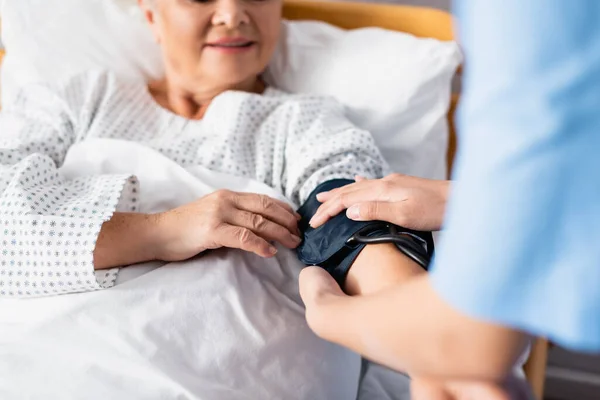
[{"x1": 204, "y1": 36, "x2": 258, "y2": 53}]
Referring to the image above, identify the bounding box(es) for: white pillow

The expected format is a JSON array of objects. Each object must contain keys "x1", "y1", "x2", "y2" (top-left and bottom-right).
[
  {"x1": 0, "y1": 0, "x2": 460, "y2": 179},
  {"x1": 265, "y1": 21, "x2": 460, "y2": 179},
  {"x1": 0, "y1": 0, "x2": 164, "y2": 92}
]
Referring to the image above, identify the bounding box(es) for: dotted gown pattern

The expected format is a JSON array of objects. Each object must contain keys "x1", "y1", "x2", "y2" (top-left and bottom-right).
[{"x1": 0, "y1": 70, "x2": 390, "y2": 298}]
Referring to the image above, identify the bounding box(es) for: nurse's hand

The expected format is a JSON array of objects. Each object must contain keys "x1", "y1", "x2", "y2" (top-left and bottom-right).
[
  {"x1": 309, "y1": 174, "x2": 450, "y2": 231},
  {"x1": 299, "y1": 266, "x2": 347, "y2": 340},
  {"x1": 411, "y1": 375, "x2": 534, "y2": 400},
  {"x1": 300, "y1": 268, "x2": 534, "y2": 400},
  {"x1": 155, "y1": 190, "x2": 302, "y2": 260}
]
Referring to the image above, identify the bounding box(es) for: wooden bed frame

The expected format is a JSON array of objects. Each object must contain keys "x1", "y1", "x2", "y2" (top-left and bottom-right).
[{"x1": 0, "y1": 2, "x2": 548, "y2": 397}]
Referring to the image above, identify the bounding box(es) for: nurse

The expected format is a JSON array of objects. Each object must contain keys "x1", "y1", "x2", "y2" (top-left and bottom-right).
[{"x1": 301, "y1": 0, "x2": 600, "y2": 398}]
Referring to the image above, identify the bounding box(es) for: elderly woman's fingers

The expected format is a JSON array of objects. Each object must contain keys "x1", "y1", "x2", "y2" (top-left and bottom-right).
[
  {"x1": 271, "y1": 197, "x2": 302, "y2": 220},
  {"x1": 258, "y1": 194, "x2": 300, "y2": 220},
  {"x1": 220, "y1": 225, "x2": 278, "y2": 258},
  {"x1": 228, "y1": 210, "x2": 302, "y2": 249},
  {"x1": 233, "y1": 192, "x2": 301, "y2": 236}
]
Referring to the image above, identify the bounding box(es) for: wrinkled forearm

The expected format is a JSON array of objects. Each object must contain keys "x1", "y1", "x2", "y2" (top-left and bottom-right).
[{"x1": 94, "y1": 212, "x2": 165, "y2": 270}]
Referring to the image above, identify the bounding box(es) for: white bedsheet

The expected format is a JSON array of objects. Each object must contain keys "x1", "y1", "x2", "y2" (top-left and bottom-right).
[
  {"x1": 0, "y1": 139, "x2": 365, "y2": 400},
  {"x1": 0, "y1": 138, "x2": 532, "y2": 399}
]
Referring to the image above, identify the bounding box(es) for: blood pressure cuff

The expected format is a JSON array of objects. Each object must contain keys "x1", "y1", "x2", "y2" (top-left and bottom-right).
[{"x1": 297, "y1": 179, "x2": 434, "y2": 287}]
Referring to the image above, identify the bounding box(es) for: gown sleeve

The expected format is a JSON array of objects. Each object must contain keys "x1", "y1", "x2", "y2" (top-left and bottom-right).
[
  {"x1": 0, "y1": 72, "x2": 138, "y2": 298},
  {"x1": 282, "y1": 96, "x2": 391, "y2": 206}
]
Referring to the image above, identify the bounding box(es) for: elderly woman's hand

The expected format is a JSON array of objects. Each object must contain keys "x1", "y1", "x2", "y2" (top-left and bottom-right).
[
  {"x1": 154, "y1": 190, "x2": 302, "y2": 261},
  {"x1": 309, "y1": 174, "x2": 450, "y2": 231}
]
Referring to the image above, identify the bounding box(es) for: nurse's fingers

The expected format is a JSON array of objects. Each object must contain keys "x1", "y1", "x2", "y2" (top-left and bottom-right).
[
  {"x1": 445, "y1": 381, "x2": 513, "y2": 400},
  {"x1": 299, "y1": 266, "x2": 344, "y2": 304},
  {"x1": 316, "y1": 188, "x2": 345, "y2": 203},
  {"x1": 315, "y1": 175, "x2": 371, "y2": 202},
  {"x1": 346, "y1": 201, "x2": 407, "y2": 225},
  {"x1": 411, "y1": 378, "x2": 453, "y2": 400},
  {"x1": 315, "y1": 175, "x2": 369, "y2": 202},
  {"x1": 316, "y1": 176, "x2": 369, "y2": 202},
  {"x1": 299, "y1": 266, "x2": 347, "y2": 338},
  {"x1": 310, "y1": 184, "x2": 385, "y2": 228}
]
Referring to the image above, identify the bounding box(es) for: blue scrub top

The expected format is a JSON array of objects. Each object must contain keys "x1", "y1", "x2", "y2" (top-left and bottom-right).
[{"x1": 430, "y1": 0, "x2": 600, "y2": 351}]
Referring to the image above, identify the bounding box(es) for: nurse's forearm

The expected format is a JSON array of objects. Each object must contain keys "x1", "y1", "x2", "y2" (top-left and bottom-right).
[{"x1": 314, "y1": 275, "x2": 528, "y2": 381}]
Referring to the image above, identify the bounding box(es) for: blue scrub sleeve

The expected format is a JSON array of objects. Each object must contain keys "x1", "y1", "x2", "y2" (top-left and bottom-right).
[{"x1": 430, "y1": 0, "x2": 600, "y2": 351}]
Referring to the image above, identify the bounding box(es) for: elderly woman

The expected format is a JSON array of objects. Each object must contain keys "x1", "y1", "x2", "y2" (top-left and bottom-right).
[{"x1": 0, "y1": 0, "x2": 432, "y2": 299}]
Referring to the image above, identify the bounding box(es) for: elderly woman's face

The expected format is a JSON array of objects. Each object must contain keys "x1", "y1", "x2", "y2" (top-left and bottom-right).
[{"x1": 141, "y1": 0, "x2": 282, "y2": 88}]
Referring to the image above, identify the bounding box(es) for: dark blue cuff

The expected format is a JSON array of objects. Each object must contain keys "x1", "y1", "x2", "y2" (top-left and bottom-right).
[
  {"x1": 297, "y1": 179, "x2": 434, "y2": 288},
  {"x1": 297, "y1": 179, "x2": 370, "y2": 286}
]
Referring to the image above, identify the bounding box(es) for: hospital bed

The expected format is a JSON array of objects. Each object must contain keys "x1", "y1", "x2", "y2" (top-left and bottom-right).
[{"x1": 0, "y1": 1, "x2": 548, "y2": 398}]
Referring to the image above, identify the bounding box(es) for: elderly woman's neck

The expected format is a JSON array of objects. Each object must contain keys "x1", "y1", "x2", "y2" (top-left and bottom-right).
[{"x1": 148, "y1": 76, "x2": 266, "y2": 120}]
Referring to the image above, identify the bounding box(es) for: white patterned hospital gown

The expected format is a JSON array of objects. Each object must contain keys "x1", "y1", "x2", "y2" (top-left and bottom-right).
[{"x1": 0, "y1": 70, "x2": 389, "y2": 298}]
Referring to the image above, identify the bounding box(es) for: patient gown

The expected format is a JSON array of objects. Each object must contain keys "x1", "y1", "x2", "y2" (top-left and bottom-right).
[{"x1": 0, "y1": 70, "x2": 389, "y2": 298}]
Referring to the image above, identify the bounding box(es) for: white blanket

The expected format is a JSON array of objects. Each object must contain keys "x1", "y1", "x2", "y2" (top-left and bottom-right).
[{"x1": 0, "y1": 139, "x2": 362, "y2": 400}]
